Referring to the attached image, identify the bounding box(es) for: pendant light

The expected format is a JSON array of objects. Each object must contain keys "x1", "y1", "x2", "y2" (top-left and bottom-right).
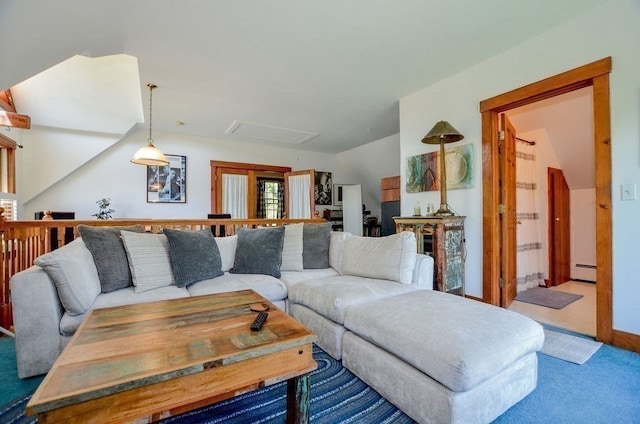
[{"x1": 131, "y1": 83, "x2": 169, "y2": 166}]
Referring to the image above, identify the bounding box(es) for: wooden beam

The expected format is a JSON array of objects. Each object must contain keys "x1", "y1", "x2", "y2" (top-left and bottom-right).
[
  {"x1": 0, "y1": 90, "x2": 16, "y2": 113},
  {"x1": 0, "y1": 111, "x2": 30, "y2": 129}
]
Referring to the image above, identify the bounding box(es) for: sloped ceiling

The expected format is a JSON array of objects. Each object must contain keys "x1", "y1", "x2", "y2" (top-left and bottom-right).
[
  {"x1": 507, "y1": 87, "x2": 594, "y2": 190},
  {"x1": 0, "y1": 0, "x2": 606, "y2": 153}
]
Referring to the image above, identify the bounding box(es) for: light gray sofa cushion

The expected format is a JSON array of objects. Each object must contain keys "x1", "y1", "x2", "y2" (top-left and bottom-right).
[
  {"x1": 343, "y1": 290, "x2": 544, "y2": 392},
  {"x1": 279, "y1": 268, "x2": 340, "y2": 290},
  {"x1": 329, "y1": 231, "x2": 349, "y2": 274},
  {"x1": 164, "y1": 228, "x2": 224, "y2": 287},
  {"x1": 341, "y1": 231, "x2": 416, "y2": 284},
  {"x1": 77, "y1": 224, "x2": 145, "y2": 292},
  {"x1": 59, "y1": 285, "x2": 190, "y2": 336},
  {"x1": 302, "y1": 222, "x2": 331, "y2": 269},
  {"x1": 187, "y1": 273, "x2": 288, "y2": 301},
  {"x1": 34, "y1": 238, "x2": 101, "y2": 316},
  {"x1": 288, "y1": 275, "x2": 417, "y2": 324},
  {"x1": 231, "y1": 226, "x2": 285, "y2": 278},
  {"x1": 121, "y1": 231, "x2": 175, "y2": 293}
]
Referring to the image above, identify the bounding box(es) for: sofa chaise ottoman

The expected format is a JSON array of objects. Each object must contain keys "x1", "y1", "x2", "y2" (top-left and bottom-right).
[{"x1": 341, "y1": 290, "x2": 544, "y2": 424}]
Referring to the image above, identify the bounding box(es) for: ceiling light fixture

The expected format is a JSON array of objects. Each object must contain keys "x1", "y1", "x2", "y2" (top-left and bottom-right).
[{"x1": 131, "y1": 83, "x2": 169, "y2": 166}]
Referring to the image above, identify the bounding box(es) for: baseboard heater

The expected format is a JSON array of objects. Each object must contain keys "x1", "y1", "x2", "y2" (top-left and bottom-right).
[{"x1": 573, "y1": 264, "x2": 596, "y2": 284}]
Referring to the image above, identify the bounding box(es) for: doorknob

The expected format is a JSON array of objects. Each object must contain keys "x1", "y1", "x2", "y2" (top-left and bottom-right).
[
  {"x1": 555, "y1": 218, "x2": 560, "y2": 221},
  {"x1": 517, "y1": 220, "x2": 522, "y2": 225}
]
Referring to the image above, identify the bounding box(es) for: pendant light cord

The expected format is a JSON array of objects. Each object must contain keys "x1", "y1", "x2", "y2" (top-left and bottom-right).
[{"x1": 148, "y1": 83, "x2": 156, "y2": 143}]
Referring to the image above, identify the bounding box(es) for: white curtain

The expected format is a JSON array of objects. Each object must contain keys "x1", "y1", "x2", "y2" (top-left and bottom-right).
[
  {"x1": 222, "y1": 173, "x2": 248, "y2": 218},
  {"x1": 288, "y1": 174, "x2": 311, "y2": 218},
  {"x1": 516, "y1": 142, "x2": 544, "y2": 292}
]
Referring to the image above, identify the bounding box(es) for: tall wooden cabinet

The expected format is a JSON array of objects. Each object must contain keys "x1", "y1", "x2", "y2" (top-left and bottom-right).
[{"x1": 394, "y1": 216, "x2": 466, "y2": 296}]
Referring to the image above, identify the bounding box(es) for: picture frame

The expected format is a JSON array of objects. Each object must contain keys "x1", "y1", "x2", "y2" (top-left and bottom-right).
[
  {"x1": 333, "y1": 184, "x2": 344, "y2": 207},
  {"x1": 146, "y1": 154, "x2": 187, "y2": 203},
  {"x1": 315, "y1": 171, "x2": 332, "y2": 205}
]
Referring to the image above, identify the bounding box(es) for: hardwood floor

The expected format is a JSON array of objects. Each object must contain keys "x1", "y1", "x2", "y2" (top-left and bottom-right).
[{"x1": 508, "y1": 281, "x2": 596, "y2": 337}]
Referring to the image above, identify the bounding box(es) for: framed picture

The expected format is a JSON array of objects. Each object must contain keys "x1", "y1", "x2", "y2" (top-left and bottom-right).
[
  {"x1": 333, "y1": 184, "x2": 344, "y2": 207},
  {"x1": 315, "y1": 171, "x2": 332, "y2": 205},
  {"x1": 147, "y1": 154, "x2": 187, "y2": 203}
]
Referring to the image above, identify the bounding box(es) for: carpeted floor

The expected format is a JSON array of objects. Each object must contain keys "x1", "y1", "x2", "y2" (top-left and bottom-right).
[{"x1": 2, "y1": 333, "x2": 640, "y2": 423}]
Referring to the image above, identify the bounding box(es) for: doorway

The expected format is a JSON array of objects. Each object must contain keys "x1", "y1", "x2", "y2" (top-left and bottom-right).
[
  {"x1": 479, "y1": 57, "x2": 612, "y2": 344},
  {"x1": 501, "y1": 88, "x2": 596, "y2": 335}
]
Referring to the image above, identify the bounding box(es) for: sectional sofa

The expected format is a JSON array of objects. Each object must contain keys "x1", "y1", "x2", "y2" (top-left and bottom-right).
[{"x1": 10, "y1": 221, "x2": 543, "y2": 423}]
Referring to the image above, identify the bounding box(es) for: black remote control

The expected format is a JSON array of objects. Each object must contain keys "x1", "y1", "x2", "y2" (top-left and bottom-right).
[{"x1": 250, "y1": 312, "x2": 268, "y2": 331}]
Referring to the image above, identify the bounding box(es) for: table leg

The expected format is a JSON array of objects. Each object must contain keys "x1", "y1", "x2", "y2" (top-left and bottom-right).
[{"x1": 286, "y1": 373, "x2": 310, "y2": 424}]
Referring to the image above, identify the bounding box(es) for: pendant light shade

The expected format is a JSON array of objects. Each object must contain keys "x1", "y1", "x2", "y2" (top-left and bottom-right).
[{"x1": 131, "y1": 83, "x2": 169, "y2": 166}]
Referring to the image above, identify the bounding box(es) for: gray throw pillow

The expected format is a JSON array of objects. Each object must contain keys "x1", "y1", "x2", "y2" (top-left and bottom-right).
[
  {"x1": 163, "y1": 229, "x2": 224, "y2": 287},
  {"x1": 230, "y1": 226, "x2": 285, "y2": 278},
  {"x1": 77, "y1": 224, "x2": 145, "y2": 293},
  {"x1": 302, "y1": 222, "x2": 332, "y2": 269}
]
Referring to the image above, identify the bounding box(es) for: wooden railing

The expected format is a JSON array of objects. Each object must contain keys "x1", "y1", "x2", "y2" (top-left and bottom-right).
[{"x1": 0, "y1": 211, "x2": 324, "y2": 330}]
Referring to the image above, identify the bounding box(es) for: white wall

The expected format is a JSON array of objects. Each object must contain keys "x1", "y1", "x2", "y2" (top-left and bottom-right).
[
  {"x1": 21, "y1": 129, "x2": 352, "y2": 220},
  {"x1": 399, "y1": 0, "x2": 640, "y2": 334},
  {"x1": 336, "y1": 133, "x2": 400, "y2": 220},
  {"x1": 571, "y1": 189, "x2": 597, "y2": 281}
]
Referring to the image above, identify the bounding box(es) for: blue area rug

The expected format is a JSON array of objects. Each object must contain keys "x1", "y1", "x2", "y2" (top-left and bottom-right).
[{"x1": 0, "y1": 345, "x2": 416, "y2": 424}]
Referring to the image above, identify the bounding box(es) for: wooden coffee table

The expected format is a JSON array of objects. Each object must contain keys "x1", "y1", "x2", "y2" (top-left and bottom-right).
[{"x1": 26, "y1": 290, "x2": 317, "y2": 423}]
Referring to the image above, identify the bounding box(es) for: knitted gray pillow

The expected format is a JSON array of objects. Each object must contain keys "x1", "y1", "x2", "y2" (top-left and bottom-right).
[
  {"x1": 77, "y1": 225, "x2": 145, "y2": 293},
  {"x1": 302, "y1": 222, "x2": 332, "y2": 269},
  {"x1": 163, "y1": 229, "x2": 224, "y2": 287},
  {"x1": 230, "y1": 226, "x2": 285, "y2": 278}
]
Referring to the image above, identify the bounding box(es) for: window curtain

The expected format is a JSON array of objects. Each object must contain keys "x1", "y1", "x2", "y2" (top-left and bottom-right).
[
  {"x1": 516, "y1": 142, "x2": 544, "y2": 292},
  {"x1": 277, "y1": 183, "x2": 285, "y2": 218},
  {"x1": 256, "y1": 180, "x2": 266, "y2": 218},
  {"x1": 288, "y1": 174, "x2": 311, "y2": 218},
  {"x1": 222, "y1": 173, "x2": 248, "y2": 218}
]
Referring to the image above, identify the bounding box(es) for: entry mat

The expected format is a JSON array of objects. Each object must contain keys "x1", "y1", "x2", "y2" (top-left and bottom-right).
[
  {"x1": 515, "y1": 287, "x2": 583, "y2": 309},
  {"x1": 540, "y1": 329, "x2": 603, "y2": 365}
]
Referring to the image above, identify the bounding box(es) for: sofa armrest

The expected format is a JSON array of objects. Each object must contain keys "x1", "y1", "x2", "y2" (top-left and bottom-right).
[
  {"x1": 411, "y1": 254, "x2": 434, "y2": 290},
  {"x1": 11, "y1": 266, "x2": 64, "y2": 378}
]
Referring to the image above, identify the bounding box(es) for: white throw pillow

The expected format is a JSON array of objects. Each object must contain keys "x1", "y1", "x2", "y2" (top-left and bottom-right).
[
  {"x1": 215, "y1": 235, "x2": 237, "y2": 272},
  {"x1": 329, "y1": 231, "x2": 350, "y2": 274},
  {"x1": 341, "y1": 231, "x2": 416, "y2": 284},
  {"x1": 281, "y1": 223, "x2": 304, "y2": 271},
  {"x1": 34, "y1": 238, "x2": 101, "y2": 316},
  {"x1": 121, "y1": 231, "x2": 175, "y2": 293}
]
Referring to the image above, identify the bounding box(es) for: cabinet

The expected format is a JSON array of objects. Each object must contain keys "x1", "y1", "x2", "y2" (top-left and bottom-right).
[{"x1": 394, "y1": 216, "x2": 465, "y2": 296}]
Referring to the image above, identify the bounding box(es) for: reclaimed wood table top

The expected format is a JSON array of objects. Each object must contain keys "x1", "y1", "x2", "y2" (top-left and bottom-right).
[{"x1": 27, "y1": 289, "x2": 317, "y2": 423}]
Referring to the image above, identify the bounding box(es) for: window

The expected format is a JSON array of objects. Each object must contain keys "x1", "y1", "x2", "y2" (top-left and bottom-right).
[
  {"x1": 259, "y1": 179, "x2": 284, "y2": 219},
  {"x1": 0, "y1": 133, "x2": 17, "y2": 220}
]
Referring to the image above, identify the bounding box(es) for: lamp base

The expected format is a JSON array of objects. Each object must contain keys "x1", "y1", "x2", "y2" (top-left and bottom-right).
[{"x1": 431, "y1": 204, "x2": 455, "y2": 217}]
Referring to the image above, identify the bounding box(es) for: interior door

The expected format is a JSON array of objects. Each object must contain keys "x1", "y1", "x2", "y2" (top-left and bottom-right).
[
  {"x1": 500, "y1": 114, "x2": 517, "y2": 307},
  {"x1": 548, "y1": 167, "x2": 571, "y2": 285},
  {"x1": 284, "y1": 169, "x2": 315, "y2": 218},
  {"x1": 342, "y1": 184, "x2": 363, "y2": 236}
]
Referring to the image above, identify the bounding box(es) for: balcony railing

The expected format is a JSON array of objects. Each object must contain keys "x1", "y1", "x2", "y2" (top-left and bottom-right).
[{"x1": 0, "y1": 210, "x2": 324, "y2": 330}]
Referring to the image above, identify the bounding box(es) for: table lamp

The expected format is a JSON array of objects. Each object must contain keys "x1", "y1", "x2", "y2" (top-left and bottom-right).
[{"x1": 421, "y1": 120, "x2": 464, "y2": 216}]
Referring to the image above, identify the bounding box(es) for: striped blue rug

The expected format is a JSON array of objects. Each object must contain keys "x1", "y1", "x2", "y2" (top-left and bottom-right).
[{"x1": 1, "y1": 345, "x2": 415, "y2": 424}]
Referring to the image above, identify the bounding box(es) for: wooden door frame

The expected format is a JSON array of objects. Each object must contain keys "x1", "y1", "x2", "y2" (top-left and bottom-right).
[
  {"x1": 210, "y1": 161, "x2": 291, "y2": 216},
  {"x1": 479, "y1": 57, "x2": 614, "y2": 345}
]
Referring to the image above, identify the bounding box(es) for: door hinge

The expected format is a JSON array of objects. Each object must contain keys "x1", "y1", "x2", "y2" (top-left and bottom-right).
[
  {"x1": 499, "y1": 277, "x2": 505, "y2": 288},
  {"x1": 498, "y1": 204, "x2": 505, "y2": 214},
  {"x1": 498, "y1": 130, "x2": 505, "y2": 141}
]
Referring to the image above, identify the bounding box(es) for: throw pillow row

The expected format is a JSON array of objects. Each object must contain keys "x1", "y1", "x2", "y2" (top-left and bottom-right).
[{"x1": 77, "y1": 222, "x2": 332, "y2": 294}]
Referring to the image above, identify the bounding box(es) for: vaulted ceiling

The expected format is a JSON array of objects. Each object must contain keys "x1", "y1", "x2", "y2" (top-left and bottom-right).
[{"x1": 0, "y1": 0, "x2": 606, "y2": 153}]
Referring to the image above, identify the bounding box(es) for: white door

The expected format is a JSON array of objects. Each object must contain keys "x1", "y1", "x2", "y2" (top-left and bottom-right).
[{"x1": 342, "y1": 185, "x2": 362, "y2": 236}]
